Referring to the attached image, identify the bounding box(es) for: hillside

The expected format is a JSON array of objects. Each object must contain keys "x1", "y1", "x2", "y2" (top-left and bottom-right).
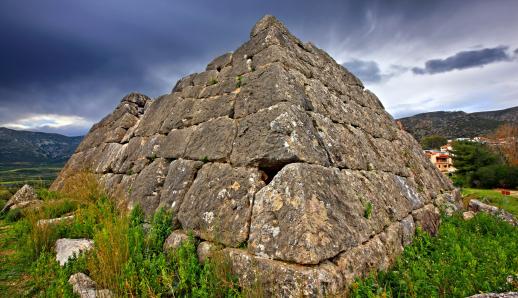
[
  {"x1": 398, "y1": 106, "x2": 518, "y2": 140},
  {"x1": 0, "y1": 127, "x2": 82, "y2": 163}
]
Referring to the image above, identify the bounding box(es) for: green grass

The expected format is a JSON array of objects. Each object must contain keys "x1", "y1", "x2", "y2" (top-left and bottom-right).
[
  {"x1": 0, "y1": 162, "x2": 64, "y2": 189},
  {"x1": 350, "y1": 213, "x2": 518, "y2": 297},
  {"x1": 462, "y1": 188, "x2": 518, "y2": 217}
]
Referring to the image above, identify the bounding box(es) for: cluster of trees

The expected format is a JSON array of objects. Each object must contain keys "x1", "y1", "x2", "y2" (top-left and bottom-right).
[
  {"x1": 452, "y1": 140, "x2": 518, "y2": 189},
  {"x1": 420, "y1": 135, "x2": 448, "y2": 150}
]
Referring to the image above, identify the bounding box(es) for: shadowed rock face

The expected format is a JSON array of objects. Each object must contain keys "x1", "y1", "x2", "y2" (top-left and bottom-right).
[{"x1": 51, "y1": 15, "x2": 458, "y2": 296}]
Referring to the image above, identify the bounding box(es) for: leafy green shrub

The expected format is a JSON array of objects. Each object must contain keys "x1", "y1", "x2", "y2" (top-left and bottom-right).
[
  {"x1": 471, "y1": 164, "x2": 518, "y2": 189},
  {"x1": 28, "y1": 251, "x2": 87, "y2": 297},
  {"x1": 235, "y1": 75, "x2": 245, "y2": 88},
  {"x1": 351, "y1": 213, "x2": 518, "y2": 297},
  {"x1": 364, "y1": 202, "x2": 373, "y2": 219},
  {"x1": 42, "y1": 199, "x2": 77, "y2": 219},
  {"x1": 85, "y1": 202, "x2": 241, "y2": 297},
  {"x1": 37, "y1": 189, "x2": 60, "y2": 201},
  {"x1": 420, "y1": 135, "x2": 447, "y2": 150},
  {"x1": 5, "y1": 208, "x2": 23, "y2": 222}
]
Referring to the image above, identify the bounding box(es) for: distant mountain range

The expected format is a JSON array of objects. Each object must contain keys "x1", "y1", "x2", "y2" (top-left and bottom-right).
[
  {"x1": 0, "y1": 127, "x2": 82, "y2": 163},
  {"x1": 398, "y1": 106, "x2": 518, "y2": 141}
]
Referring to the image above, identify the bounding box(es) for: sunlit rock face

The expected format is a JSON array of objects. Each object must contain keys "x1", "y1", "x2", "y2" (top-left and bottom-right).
[{"x1": 51, "y1": 15, "x2": 458, "y2": 296}]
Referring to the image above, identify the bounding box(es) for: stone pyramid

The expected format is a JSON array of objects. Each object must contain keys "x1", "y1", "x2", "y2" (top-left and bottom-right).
[{"x1": 52, "y1": 15, "x2": 459, "y2": 296}]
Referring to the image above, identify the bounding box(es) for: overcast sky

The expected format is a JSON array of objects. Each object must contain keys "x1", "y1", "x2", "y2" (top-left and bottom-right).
[{"x1": 1, "y1": 0, "x2": 517, "y2": 136}]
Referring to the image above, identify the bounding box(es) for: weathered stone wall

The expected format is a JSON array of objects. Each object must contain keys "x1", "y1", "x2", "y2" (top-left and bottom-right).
[{"x1": 51, "y1": 15, "x2": 457, "y2": 296}]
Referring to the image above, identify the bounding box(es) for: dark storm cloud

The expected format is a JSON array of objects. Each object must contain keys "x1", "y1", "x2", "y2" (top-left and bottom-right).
[
  {"x1": 342, "y1": 60, "x2": 409, "y2": 84},
  {"x1": 2, "y1": 0, "x2": 407, "y2": 135},
  {"x1": 412, "y1": 46, "x2": 513, "y2": 75},
  {"x1": 342, "y1": 59, "x2": 382, "y2": 83},
  {"x1": 0, "y1": 0, "x2": 516, "y2": 135}
]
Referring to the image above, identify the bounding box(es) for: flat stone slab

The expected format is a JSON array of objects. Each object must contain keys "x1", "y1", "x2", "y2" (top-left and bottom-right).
[
  {"x1": 69, "y1": 272, "x2": 113, "y2": 298},
  {"x1": 55, "y1": 238, "x2": 94, "y2": 266},
  {"x1": 37, "y1": 215, "x2": 75, "y2": 227}
]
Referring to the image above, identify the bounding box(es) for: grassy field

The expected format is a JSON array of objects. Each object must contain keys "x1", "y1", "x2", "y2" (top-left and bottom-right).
[
  {"x1": 0, "y1": 162, "x2": 64, "y2": 189},
  {"x1": 462, "y1": 188, "x2": 518, "y2": 217}
]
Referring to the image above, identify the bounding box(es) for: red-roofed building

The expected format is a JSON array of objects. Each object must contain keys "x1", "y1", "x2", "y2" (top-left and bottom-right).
[{"x1": 424, "y1": 150, "x2": 456, "y2": 175}]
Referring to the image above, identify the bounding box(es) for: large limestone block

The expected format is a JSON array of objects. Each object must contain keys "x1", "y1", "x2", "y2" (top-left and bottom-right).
[
  {"x1": 393, "y1": 175, "x2": 426, "y2": 210},
  {"x1": 230, "y1": 103, "x2": 329, "y2": 167},
  {"x1": 99, "y1": 173, "x2": 123, "y2": 195},
  {"x1": 158, "y1": 97, "x2": 196, "y2": 132},
  {"x1": 252, "y1": 45, "x2": 313, "y2": 78},
  {"x1": 184, "y1": 117, "x2": 236, "y2": 162},
  {"x1": 159, "y1": 159, "x2": 203, "y2": 225},
  {"x1": 112, "y1": 135, "x2": 163, "y2": 174},
  {"x1": 250, "y1": 15, "x2": 290, "y2": 38},
  {"x1": 112, "y1": 174, "x2": 137, "y2": 205},
  {"x1": 223, "y1": 248, "x2": 344, "y2": 297},
  {"x1": 231, "y1": 19, "x2": 295, "y2": 77},
  {"x1": 172, "y1": 73, "x2": 197, "y2": 93},
  {"x1": 370, "y1": 136, "x2": 411, "y2": 176},
  {"x1": 158, "y1": 126, "x2": 195, "y2": 159},
  {"x1": 134, "y1": 94, "x2": 180, "y2": 137},
  {"x1": 334, "y1": 219, "x2": 406, "y2": 285},
  {"x1": 351, "y1": 171, "x2": 417, "y2": 229},
  {"x1": 197, "y1": 78, "x2": 237, "y2": 98},
  {"x1": 412, "y1": 204, "x2": 441, "y2": 235},
  {"x1": 77, "y1": 93, "x2": 149, "y2": 152},
  {"x1": 310, "y1": 113, "x2": 376, "y2": 170},
  {"x1": 234, "y1": 63, "x2": 309, "y2": 118},
  {"x1": 206, "y1": 52, "x2": 232, "y2": 71},
  {"x1": 92, "y1": 143, "x2": 126, "y2": 174},
  {"x1": 157, "y1": 94, "x2": 235, "y2": 132},
  {"x1": 55, "y1": 238, "x2": 94, "y2": 266},
  {"x1": 178, "y1": 163, "x2": 265, "y2": 247},
  {"x1": 192, "y1": 70, "x2": 219, "y2": 87},
  {"x1": 249, "y1": 163, "x2": 369, "y2": 264},
  {"x1": 305, "y1": 79, "x2": 397, "y2": 141},
  {"x1": 305, "y1": 78, "x2": 352, "y2": 124},
  {"x1": 129, "y1": 158, "x2": 169, "y2": 215}
]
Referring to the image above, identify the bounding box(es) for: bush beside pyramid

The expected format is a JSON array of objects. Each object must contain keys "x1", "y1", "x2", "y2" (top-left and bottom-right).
[{"x1": 51, "y1": 15, "x2": 460, "y2": 296}]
